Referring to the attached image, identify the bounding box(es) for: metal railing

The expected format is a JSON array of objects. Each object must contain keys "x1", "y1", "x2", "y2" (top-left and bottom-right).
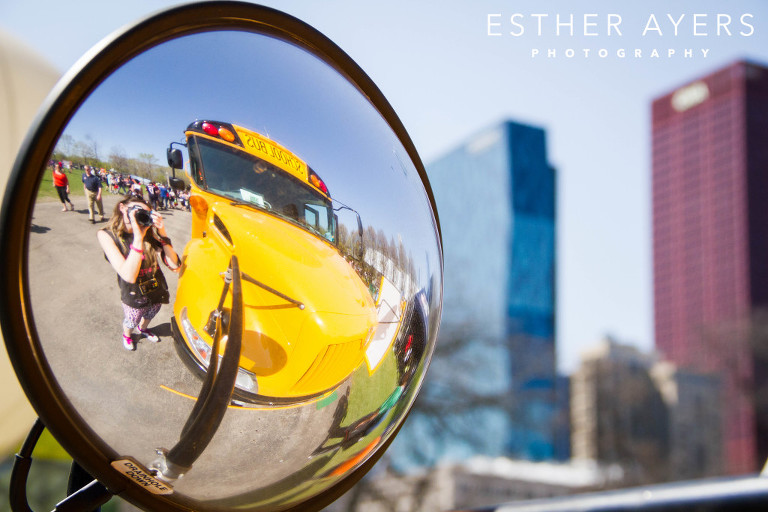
[{"x1": 456, "y1": 472, "x2": 768, "y2": 512}]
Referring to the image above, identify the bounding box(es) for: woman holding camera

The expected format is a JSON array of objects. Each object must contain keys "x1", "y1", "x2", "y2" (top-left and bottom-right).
[{"x1": 98, "y1": 195, "x2": 181, "y2": 350}]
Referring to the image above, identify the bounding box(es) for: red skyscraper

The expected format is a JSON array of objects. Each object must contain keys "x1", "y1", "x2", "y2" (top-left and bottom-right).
[{"x1": 652, "y1": 61, "x2": 768, "y2": 475}]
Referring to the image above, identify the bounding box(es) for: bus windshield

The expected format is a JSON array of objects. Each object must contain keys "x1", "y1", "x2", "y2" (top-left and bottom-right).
[{"x1": 189, "y1": 136, "x2": 335, "y2": 243}]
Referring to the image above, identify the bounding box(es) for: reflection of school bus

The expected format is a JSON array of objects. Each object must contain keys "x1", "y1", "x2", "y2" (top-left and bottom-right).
[{"x1": 168, "y1": 120, "x2": 376, "y2": 403}]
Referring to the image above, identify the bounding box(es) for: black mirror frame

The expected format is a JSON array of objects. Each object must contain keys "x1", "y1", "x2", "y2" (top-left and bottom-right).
[
  {"x1": 166, "y1": 147, "x2": 183, "y2": 172},
  {"x1": 0, "y1": 2, "x2": 442, "y2": 511}
]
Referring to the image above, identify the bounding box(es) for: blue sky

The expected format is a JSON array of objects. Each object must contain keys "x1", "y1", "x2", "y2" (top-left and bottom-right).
[
  {"x1": 3, "y1": 0, "x2": 768, "y2": 372},
  {"x1": 56, "y1": 28, "x2": 442, "y2": 296}
]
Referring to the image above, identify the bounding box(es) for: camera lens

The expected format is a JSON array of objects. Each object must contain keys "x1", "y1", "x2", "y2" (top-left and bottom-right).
[{"x1": 132, "y1": 207, "x2": 152, "y2": 227}]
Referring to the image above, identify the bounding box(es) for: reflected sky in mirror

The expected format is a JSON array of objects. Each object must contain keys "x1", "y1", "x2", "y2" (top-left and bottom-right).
[
  {"x1": 27, "y1": 29, "x2": 441, "y2": 509},
  {"x1": 63, "y1": 31, "x2": 439, "y2": 273}
]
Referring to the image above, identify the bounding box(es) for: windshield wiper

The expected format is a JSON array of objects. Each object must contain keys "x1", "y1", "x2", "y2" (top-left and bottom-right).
[
  {"x1": 241, "y1": 271, "x2": 305, "y2": 310},
  {"x1": 229, "y1": 199, "x2": 261, "y2": 208}
]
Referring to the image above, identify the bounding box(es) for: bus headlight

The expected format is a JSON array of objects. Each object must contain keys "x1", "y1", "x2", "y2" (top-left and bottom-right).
[
  {"x1": 179, "y1": 307, "x2": 258, "y2": 394},
  {"x1": 180, "y1": 306, "x2": 212, "y2": 364}
]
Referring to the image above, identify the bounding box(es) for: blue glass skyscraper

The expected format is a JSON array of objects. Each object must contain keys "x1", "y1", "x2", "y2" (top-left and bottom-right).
[{"x1": 389, "y1": 120, "x2": 558, "y2": 469}]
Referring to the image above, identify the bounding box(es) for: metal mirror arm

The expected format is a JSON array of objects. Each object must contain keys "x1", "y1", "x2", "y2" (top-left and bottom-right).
[
  {"x1": 185, "y1": 267, "x2": 232, "y2": 437},
  {"x1": 10, "y1": 419, "x2": 113, "y2": 512},
  {"x1": 150, "y1": 255, "x2": 244, "y2": 483}
]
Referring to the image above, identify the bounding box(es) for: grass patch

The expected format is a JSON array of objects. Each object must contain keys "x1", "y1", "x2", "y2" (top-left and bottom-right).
[
  {"x1": 343, "y1": 356, "x2": 399, "y2": 426},
  {"x1": 33, "y1": 429, "x2": 72, "y2": 461}
]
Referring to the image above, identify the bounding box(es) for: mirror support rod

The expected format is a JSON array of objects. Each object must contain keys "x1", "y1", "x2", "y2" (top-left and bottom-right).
[
  {"x1": 151, "y1": 255, "x2": 244, "y2": 482},
  {"x1": 10, "y1": 419, "x2": 113, "y2": 512},
  {"x1": 203, "y1": 270, "x2": 232, "y2": 340},
  {"x1": 10, "y1": 418, "x2": 44, "y2": 512},
  {"x1": 184, "y1": 265, "x2": 232, "y2": 438},
  {"x1": 53, "y1": 480, "x2": 112, "y2": 512},
  {"x1": 241, "y1": 271, "x2": 304, "y2": 309}
]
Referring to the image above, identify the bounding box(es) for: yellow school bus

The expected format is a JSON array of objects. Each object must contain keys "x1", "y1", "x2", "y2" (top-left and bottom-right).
[{"x1": 168, "y1": 120, "x2": 377, "y2": 403}]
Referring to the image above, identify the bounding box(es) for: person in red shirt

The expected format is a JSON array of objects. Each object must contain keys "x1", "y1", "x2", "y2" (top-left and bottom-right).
[{"x1": 52, "y1": 162, "x2": 74, "y2": 211}]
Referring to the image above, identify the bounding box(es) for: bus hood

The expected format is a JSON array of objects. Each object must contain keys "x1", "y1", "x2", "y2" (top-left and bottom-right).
[{"x1": 208, "y1": 201, "x2": 375, "y2": 317}]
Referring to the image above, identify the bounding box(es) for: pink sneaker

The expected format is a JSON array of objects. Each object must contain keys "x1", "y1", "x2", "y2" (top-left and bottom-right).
[
  {"x1": 122, "y1": 334, "x2": 135, "y2": 351},
  {"x1": 138, "y1": 327, "x2": 159, "y2": 342}
]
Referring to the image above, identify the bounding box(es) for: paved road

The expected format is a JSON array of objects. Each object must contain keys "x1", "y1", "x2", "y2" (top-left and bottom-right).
[{"x1": 25, "y1": 191, "x2": 349, "y2": 505}]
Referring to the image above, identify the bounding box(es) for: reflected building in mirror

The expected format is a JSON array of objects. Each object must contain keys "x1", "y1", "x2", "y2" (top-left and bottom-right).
[
  {"x1": 390, "y1": 120, "x2": 561, "y2": 468},
  {"x1": 652, "y1": 60, "x2": 768, "y2": 475}
]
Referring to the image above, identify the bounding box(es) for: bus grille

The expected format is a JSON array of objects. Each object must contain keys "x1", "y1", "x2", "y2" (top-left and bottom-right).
[{"x1": 293, "y1": 340, "x2": 364, "y2": 394}]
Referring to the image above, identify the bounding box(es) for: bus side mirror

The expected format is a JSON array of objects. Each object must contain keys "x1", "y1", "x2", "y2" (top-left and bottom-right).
[
  {"x1": 167, "y1": 147, "x2": 183, "y2": 170},
  {"x1": 334, "y1": 206, "x2": 365, "y2": 261},
  {"x1": 0, "y1": 4, "x2": 442, "y2": 512},
  {"x1": 168, "y1": 177, "x2": 186, "y2": 191}
]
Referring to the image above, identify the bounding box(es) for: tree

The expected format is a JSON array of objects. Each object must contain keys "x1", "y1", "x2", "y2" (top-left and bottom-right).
[
  {"x1": 54, "y1": 134, "x2": 75, "y2": 160},
  {"x1": 137, "y1": 152, "x2": 157, "y2": 178},
  {"x1": 388, "y1": 313, "x2": 514, "y2": 470},
  {"x1": 83, "y1": 134, "x2": 100, "y2": 165},
  {"x1": 73, "y1": 141, "x2": 89, "y2": 167},
  {"x1": 695, "y1": 308, "x2": 768, "y2": 473},
  {"x1": 336, "y1": 223, "x2": 353, "y2": 256},
  {"x1": 332, "y1": 313, "x2": 516, "y2": 511},
  {"x1": 588, "y1": 356, "x2": 670, "y2": 486},
  {"x1": 109, "y1": 146, "x2": 130, "y2": 174}
]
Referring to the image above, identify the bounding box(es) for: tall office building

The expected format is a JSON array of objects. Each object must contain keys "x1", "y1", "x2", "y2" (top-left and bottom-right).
[
  {"x1": 390, "y1": 120, "x2": 559, "y2": 468},
  {"x1": 652, "y1": 61, "x2": 768, "y2": 474}
]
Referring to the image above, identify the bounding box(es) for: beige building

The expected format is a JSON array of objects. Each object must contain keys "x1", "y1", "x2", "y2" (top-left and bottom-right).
[{"x1": 570, "y1": 337, "x2": 721, "y2": 485}]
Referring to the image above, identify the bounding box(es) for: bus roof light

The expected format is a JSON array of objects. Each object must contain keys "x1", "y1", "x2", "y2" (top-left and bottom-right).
[
  {"x1": 202, "y1": 122, "x2": 219, "y2": 136},
  {"x1": 219, "y1": 127, "x2": 236, "y2": 143},
  {"x1": 309, "y1": 172, "x2": 329, "y2": 195}
]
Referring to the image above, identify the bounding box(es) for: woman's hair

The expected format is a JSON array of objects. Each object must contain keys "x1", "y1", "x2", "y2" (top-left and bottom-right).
[{"x1": 105, "y1": 194, "x2": 161, "y2": 264}]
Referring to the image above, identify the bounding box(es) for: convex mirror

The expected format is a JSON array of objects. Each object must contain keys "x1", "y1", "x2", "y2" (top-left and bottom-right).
[{"x1": 0, "y1": 2, "x2": 443, "y2": 511}]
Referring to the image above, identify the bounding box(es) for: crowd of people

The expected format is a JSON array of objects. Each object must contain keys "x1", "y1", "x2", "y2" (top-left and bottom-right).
[
  {"x1": 104, "y1": 172, "x2": 191, "y2": 212},
  {"x1": 50, "y1": 161, "x2": 192, "y2": 223}
]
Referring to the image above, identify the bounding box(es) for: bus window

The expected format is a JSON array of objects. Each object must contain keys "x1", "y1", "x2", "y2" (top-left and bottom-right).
[
  {"x1": 188, "y1": 139, "x2": 206, "y2": 188},
  {"x1": 190, "y1": 135, "x2": 336, "y2": 243}
]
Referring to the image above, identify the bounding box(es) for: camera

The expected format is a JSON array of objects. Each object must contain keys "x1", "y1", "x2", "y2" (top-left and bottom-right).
[{"x1": 128, "y1": 205, "x2": 154, "y2": 227}]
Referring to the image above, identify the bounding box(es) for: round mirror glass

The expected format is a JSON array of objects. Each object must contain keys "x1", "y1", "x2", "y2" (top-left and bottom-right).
[{"x1": 2, "y1": 5, "x2": 442, "y2": 511}]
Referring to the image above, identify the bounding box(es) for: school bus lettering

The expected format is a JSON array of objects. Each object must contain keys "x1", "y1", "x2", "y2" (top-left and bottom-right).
[
  {"x1": 242, "y1": 133, "x2": 267, "y2": 154},
  {"x1": 236, "y1": 129, "x2": 308, "y2": 181},
  {"x1": 243, "y1": 135, "x2": 268, "y2": 155},
  {"x1": 270, "y1": 146, "x2": 302, "y2": 172}
]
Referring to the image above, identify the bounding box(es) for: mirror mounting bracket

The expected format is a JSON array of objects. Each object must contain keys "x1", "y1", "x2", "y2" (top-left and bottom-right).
[{"x1": 10, "y1": 419, "x2": 114, "y2": 512}]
